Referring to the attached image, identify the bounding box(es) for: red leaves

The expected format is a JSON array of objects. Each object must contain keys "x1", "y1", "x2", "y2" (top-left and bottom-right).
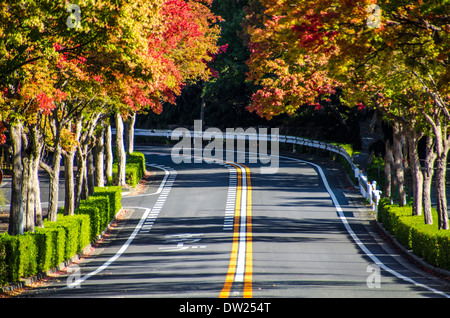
[
  {"x1": 291, "y1": 12, "x2": 339, "y2": 53},
  {"x1": 92, "y1": 75, "x2": 103, "y2": 83},
  {"x1": 35, "y1": 92, "x2": 55, "y2": 115},
  {"x1": 34, "y1": 89, "x2": 67, "y2": 115},
  {"x1": 160, "y1": 0, "x2": 203, "y2": 50},
  {"x1": 0, "y1": 122, "x2": 6, "y2": 145}
]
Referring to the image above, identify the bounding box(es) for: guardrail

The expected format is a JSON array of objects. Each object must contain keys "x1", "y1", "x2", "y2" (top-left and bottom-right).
[{"x1": 126, "y1": 128, "x2": 382, "y2": 212}]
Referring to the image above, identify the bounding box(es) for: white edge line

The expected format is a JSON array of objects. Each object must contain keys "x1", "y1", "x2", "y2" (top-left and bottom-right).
[
  {"x1": 281, "y1": 155, "x2": 450, "y2": 298},
  {"x1": 67, "y1": 207, "x2": 151, "y2": 288},
  {"x1": 136, "y1": 150, "x2": 450, "y2": 296},
  {"x1": 67, "y1": 154, "x2": 177, "y2": 288},
  {"x1": 122, "y1": 164, "x2": 170, "y2": 198}
]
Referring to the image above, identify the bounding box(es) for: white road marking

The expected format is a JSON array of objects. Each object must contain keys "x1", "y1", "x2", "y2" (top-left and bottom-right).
[
  {"x1": 280, "y1": 155, "x2": 450, "y2": 298},
  {"x1": 66, "y1": 162, "x2": 177, "y2": 288}
]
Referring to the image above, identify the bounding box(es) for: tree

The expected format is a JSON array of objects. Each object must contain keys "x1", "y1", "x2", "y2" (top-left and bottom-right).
[
  {"x1": 244, "y1": 0, "x2": 449, "y2": 229},
  {"x1": 0, "y1": 0, "x2": 221, "y2": 232}
]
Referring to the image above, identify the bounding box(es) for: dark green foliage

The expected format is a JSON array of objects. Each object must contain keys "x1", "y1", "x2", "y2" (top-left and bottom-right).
[
  {"x1": 76, "y1": 205, "x2": 101, "y2": 241},
  {"x1": 0, "y1": 233, "x2": 39, "y2": 283},
  {"x1": 79, "y1": 195, "x2": 110, "y2": 233},
  {"x1": 93, "y1": 186, "x2": 122, "y2": 218},
  {"x1": 112, "y1": 151, "x2": 146, "y2": 187},
  {"x1": 74, "y1": 214, "x2": 91, "y2": 252},
  {"x1": 377, "y1": 198, "x2": 450, "y2": 270},
  {"x1": 46, "y1": 216, "x2": 80, "y2": 260},
  {"x1": 0, "y1": 235, "x2": 7, "y2": 285}
]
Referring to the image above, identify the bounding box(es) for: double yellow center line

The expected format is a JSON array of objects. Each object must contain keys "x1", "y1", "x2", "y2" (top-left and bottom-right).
[{"x1": 220, "y1": 163, "x2": 253, "y2": 298}]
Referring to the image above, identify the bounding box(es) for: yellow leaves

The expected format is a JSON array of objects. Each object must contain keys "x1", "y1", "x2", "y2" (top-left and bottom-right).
[{"x1": 61, "y1": 128, "x2": 79, "y2": 153}]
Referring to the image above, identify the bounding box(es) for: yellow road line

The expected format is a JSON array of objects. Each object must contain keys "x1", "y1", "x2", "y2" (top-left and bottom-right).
[
  {"x1": 219, "y1": 164, "x2": 242, "y2": 298},
  {"x1": 243, "y1": 165, "x2": 253, "y2": 298},
  {"x1": 220, "y1": 163, "x2": 253, "y2": 298}
]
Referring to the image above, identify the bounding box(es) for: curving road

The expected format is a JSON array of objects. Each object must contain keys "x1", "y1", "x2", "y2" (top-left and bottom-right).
[{"x1": 21, "y1": 145, "x2": 450, "y2": 298}]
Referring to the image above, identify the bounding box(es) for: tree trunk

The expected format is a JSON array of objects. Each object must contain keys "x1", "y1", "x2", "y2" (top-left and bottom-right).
[
  {"x1": 94, "y1": 124, "x2": 105, "y2": 187},
  {"x1": 392, "y1": 122, "x2": 406, "y2": 206},
  {"x1": 423, "y1": 135, "x2": 436, "y2": 225},
  {"x1": 75, "y1": 144, "x2": 87, "y2": 206},
  {"x1": 435, "y1": 151, "x2": 450, "y2": 230},
  {"x1": 127, "y1": 113, "x2": 136, "y2": 154},
  {"x1": 22, "y1": 124, "x2": 43, "y2": 232},
  {"x1": 87, "y1": 151, "x2": 95, "y2": 195},
  {"x1": 47, "y1": 142, "x2": 62, "y2": 222},
  {"x1": 63, "y1": 151, "x2": 76, "y2": 215},
  {"x1": 33, "y1": 166, "x2": 43, "y2": 228},
  {"x1": 422, "y1": 110, "x2": 449, "y2": 229},
  {"x1": 115, "y1": 113, "x2": 127, "y2": 186},
  {"x1": 105, "y1": 123, "x2": 113, "y2": 183},
  {"x1": 74, "y1": 113, "x2": 101, "y2": 204},
  {"x1": 8, "y1": 122, "x2": 24, "y2": 235},
  {"x1": 405, "y1": 127, "x2": 423, "y2": 216},
  {"x1": 384, "y1": 140, "x2": 393, "y2": 202},
  {"x1": 22, "y1": 149, "x2": 34, "y2": 233},
  {"x1": 63, "y1": 117, "x2": 82, "y2": 215},
  {"x1": 31, "y1": 129, "x2": 43, "y2": 228}
]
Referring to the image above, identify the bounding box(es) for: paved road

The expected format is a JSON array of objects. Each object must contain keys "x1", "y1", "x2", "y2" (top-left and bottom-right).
[{"x1": 19, "y1": 146, "x2": 450, "y2": 298}]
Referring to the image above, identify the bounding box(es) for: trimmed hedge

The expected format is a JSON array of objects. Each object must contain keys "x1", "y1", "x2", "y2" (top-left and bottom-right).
[
  {"x1": 79, "y1": 195, "x2": 110, "y2": 233},
  {"x1": 112, "y1": 151, "x2": 146, "y2": 187},
  {"x1": 76, "y1": 205, "x2": 100, "y2": 242},
  {"x1": 0, "y1": 187, "x2": 121, "y2": 286},
  {"x1": 377, "y1": 198, "x2": 450, "y2": 270},
  {"x1": 0, "y1": 233, "x2": 39, "y2": 283},
  {"x1": 35, "y1": 226, "x2": 66, "y2": 272},
  {"x1": 92, "y1": 186, "x2": 122, "y2": 218}
]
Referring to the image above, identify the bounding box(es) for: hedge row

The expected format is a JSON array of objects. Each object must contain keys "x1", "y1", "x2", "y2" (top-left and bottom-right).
[
  {"x1": 0, "y1": 186, "x2": 122, "y2": 286},
  {"x1": 112, "y1": 152, "x2": 146, "y2": 187},
  {"x1": 377, "y1": 198, "x2": 450, "y2": 271}
]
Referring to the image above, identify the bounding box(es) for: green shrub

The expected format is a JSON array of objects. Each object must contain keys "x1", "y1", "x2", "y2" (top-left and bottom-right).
[
  {"x1": 112, "y1": 151, "x2": 146, "y2": 187},
  {"x1": 79, "y1": 195, "x2": 110, "y2": 233},
  {"x1": 436, "y1": 231, "x2": 450, "y2": 269},
  {"x1": 73, "y1": 214, "x2": 91, "y2": 252},
  {"x1": 0, "y1": 186, "x2": 118, "y2": 286},
  {"x1": 45, "y1": 216, "x2": 80, "y2": 260},
  {"x1": 34, "y1": 227, "x2": 54, "y2": 272},
  {"x1": 93, "y1": 186, "x2": 122, "y2": 218},
  {"x1": 0, "y1": 234, "x2": 7, "y2": 285},
  {"x1": 126, "y1": 163, "x2": 142, "y2": 187},
  {"x1": 0, "y1": 233, "x2": 39, "y2": 283},
  {"x1": 410, "y1": 224, "x2": 439, "y2": 267},
  {"x1": 378, "y1": 200, "x2": 450, "y2": 270},
  {"x1": 127, "y1": 152, "x2": 146, "y2": 177},
  {"x1": 44, "y1": 226, "x2": 66, "y2": 268},
  {"x1": 76, "y1": 205, "x2": 100, "y2": 241}
]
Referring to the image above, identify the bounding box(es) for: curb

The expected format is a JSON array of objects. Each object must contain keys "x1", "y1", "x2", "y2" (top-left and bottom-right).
[{"x1": 373, "y1": 220, "x2": 450, "y2": 279}]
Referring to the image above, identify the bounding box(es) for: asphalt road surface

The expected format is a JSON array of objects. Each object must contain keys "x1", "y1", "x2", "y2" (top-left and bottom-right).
[{"x1": 19, "y1": 145, "x2": 450, "y2": 298}]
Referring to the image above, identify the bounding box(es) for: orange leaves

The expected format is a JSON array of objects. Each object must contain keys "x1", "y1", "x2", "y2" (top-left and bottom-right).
[
  {"x1": 35, "y1": 93, "x2": 54, "y2": 115},
  {"x1": 0, "y1": 0, "x2": 221, "y2": 128},
  {"x1": 244, "y1": 0, "x2": 339, "y2": 118}
]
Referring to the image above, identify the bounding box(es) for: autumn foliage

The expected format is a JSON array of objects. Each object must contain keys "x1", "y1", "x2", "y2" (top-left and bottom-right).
[
  {"x1": 244, "y1": 0, "x2": 449, "y2": 228},
  {"x1": 0, "y1": 0, "x2": 222, "y2": 234}
]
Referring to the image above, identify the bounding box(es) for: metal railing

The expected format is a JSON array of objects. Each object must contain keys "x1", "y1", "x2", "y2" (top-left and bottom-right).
[{"x1": 129, "y1": 128, "x2": 382, "y2": 212}]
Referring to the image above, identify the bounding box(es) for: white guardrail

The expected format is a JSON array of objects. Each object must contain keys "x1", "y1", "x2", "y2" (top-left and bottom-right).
[{"x1": 130, "y1": 128, "x2": 382, "y2": 212}]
